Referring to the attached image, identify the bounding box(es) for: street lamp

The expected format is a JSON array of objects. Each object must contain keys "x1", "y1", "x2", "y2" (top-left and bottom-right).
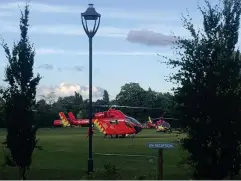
[{"x1": 81, "y1": 3, "x2": 101, "y2": 174}]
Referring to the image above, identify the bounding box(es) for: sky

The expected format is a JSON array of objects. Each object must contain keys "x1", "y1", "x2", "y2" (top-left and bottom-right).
[{"x1": 0, "y1": 0, "x2": 225, "y2": 100}]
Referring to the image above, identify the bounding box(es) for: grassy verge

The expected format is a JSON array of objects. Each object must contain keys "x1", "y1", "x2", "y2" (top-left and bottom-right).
[{"x1": 0, "y1": 128, "x2": 190, "y2": 179}]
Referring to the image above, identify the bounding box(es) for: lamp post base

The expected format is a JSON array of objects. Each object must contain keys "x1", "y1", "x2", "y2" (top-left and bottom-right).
[{"x1": 87, "y1": 159, "x2": 93, "y2": 174}]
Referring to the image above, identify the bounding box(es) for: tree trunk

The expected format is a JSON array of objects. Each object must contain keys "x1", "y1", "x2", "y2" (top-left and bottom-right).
[
  {"x1": 20, "y1": 168, "x2": 27, "y2": 180},
  {"x1": 21, "y1": 175, "x2": 27, "y2": 180}
]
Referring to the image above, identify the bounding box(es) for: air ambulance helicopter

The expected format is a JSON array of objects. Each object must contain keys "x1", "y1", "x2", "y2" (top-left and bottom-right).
[
  {"x1": 53, "y1": 105, "x2": 145, "y2": 138},
  {"x1": 147, "y1": 116, "x2": 176, "y2": 133},
  {"x1": 106, "y1": 105, "x2": 176, "y2": 133},
  {"x1": 89, "y1": 104, "x2": 176, "y2": 135},
  {"x1": 53, "y1": 104, "x2": 172, "y2": 138}
]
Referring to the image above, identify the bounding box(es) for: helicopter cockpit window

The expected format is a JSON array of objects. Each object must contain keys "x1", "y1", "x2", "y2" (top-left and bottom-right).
[
  {"x1": 125, "y1": 121, "x2": 132, "y2": 128},
  {"x1": 162, "y1": 122, "x2": 170, "y2": 128},
  {"x1": 166, "y1": 123, "x2": 171, "y2": 128},
  {"x1": 126, "y1": 116, "x2": 141, "y2": 125},
  {"x1": 110, "y1": 120, "x2": 119, "y2": 124}
]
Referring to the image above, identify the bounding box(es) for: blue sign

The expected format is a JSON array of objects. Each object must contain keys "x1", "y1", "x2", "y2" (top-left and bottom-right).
[{"x1": 147, "y1": 142, "x2": 174, "y2": 149}]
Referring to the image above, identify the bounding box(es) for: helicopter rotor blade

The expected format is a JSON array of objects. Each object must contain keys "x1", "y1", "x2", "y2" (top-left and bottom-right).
[
  {"x1": 92, "y1": 105, "x2": 110, "y2": 108},
  {"x1": 93, "y1": 104, "x2": 163, "y2": 110},
  {"x1": 162, "y1": 118, "x2": 178, "y2": 120},
  {"x1": 151, "y1": 117, "x2": 178, "y2": 121},
  {"x1": 151, "y1": 117, "x2": 162, "y2": 121}
]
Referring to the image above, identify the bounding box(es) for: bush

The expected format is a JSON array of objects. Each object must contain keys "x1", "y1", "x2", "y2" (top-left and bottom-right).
[
  {"x1": 82, "y1": 162, "x2": 121, "y2": 180},
  {"x1": 132, "y1": 171, "x2": 156, "y2": 180}
]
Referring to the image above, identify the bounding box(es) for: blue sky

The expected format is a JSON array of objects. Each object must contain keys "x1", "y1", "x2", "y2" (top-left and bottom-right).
[{"x1": 0, "y1": 0, "x2": 224, "y2": 100}]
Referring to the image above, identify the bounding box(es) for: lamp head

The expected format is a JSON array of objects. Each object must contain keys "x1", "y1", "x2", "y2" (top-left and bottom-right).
[
  {"x1": 81, "y1": 4, "x2": 101, "y2": 20},
  {"x1": 81, "y1": 4, "x2": 101, "y2": 38}
]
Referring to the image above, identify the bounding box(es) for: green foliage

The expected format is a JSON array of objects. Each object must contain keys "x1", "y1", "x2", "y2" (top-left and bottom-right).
[
  {"x1": 116, "y1": 83, "x2": 155, "y2": 118},
  {"x1": 116, "y1": 82, "x2": 146, "y2": 107},
  {"x1": 76, "y1": 110, "x2": 87, "y2": 119},
  {"x1": 57, "y1": 92, "x2": 83, "y2": 114},
  {"x1": 82, "y1": 163, "x2": 122, "y2": 180},
  {"x1": 0, "y1": 96, "x2": 5, "y2": 128},
  {"x1": 164, "y1": 0, "x2": 241, "y2": 179},
  {"x1": 102, "y1": 90, "x2": 110, "y2": 104},
  {"x1": 132, "y1": 171, "x2": 156, "y2": 180},
  {"x1": 115, "y1": 82, "x2": 176, "y2": 123},
  {"x1": 0, "y1": 2, "x2": 42, "y2": 179},
  {"x1": 94, "y1": 90, "x2": 110, "y2": 108},
  {"x1": 101, "y1": 162, "x2": 122, "y2": 179}
]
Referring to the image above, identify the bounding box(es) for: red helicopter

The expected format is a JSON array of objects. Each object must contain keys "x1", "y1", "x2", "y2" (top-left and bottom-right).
[
  {"x1": 53, "y1": 104, "x2": 176, "y2": 137},
  {"x1": 53, "y1": 106, "x2": 144, "y2": 138},
  {"x1": 92, "y1": 108, "x2": 143, "y2": 138},
  {"x1": 147, "y1": 116, "x2": 177, "y2": 132}
]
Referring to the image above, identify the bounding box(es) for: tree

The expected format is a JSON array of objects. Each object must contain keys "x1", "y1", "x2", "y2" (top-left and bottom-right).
[
  {"x1": 57, "y1": 96, "x2": 75, "y2": 112},
  {"x1": 143, "y1": 87, "x2": 156, "y2": 108},
  {"x1": 114, "y1": 83, "x2": 175, "y2": 120},
  {"x1": 0, "y1": 86, "x2": 6, "y2": 127},
  {"x1": 164, "y1": 0, "x2": 241, "y2": 179},
  {"x1": 35, "y1": 99, "x2": 53, "y2": 127},
  {"x1": 56, "y1": 92, "x2": 83, "y2": 114},
  {"x1": 0, "y1": 97, "x2": 5, "y2": 128},
  {"x1": 1, "y1": 3, "x2": 42, "y2": 179},
  {"x1": 103, "y1": 90, "x2": 110, "y2": 105},
  {"x1": 116, "y1": 83, "x2": 146, "y2": 107},
  {"x1": 74, "y1": 92, "x2": 83, "y2": 106},
  {"x1": 43, "y1": 92, "x2": 56, "y2": 105},
  {"x1": 94, "y1": 90, "x2": 110, "y2": 107},
  {"x1": 115, "y1": 83, "x2": 146, "y2": 118},
  {"x1": 155, "y1": 93, "x2": 173, "y2": 115}
]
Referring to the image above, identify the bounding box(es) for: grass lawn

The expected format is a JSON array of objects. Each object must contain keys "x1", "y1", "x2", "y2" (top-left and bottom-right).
[{"x1": 0, "y1": 128, "x2": 190, "y2": 179}]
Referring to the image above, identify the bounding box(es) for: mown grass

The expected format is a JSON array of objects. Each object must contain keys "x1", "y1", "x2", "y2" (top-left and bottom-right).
[{"x1": 0, "y1": 128, "x2": 190, "y2": 179}]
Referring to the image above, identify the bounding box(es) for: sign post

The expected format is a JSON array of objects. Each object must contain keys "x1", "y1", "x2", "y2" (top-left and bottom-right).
[{"x1": 147, "y1": 142, "x2": 174, "y2": 180}]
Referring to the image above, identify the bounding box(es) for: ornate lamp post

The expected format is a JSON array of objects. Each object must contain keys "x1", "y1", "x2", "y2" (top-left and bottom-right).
[{"x1": 81, "y1": 3, "x2": 101, "y2": 173}]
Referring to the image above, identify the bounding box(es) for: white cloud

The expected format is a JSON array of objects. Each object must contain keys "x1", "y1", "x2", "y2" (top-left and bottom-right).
[
  {"x1": 0, "y1": 21, "x2": 129, "y2": 37},
  {"x1": 0, "y1": 2, "x2": 201, "y2": 39},
  {"x1": 0, "y1": 1, "x2": 180, "y2": 22},
  {"x1": 37, "y1": 82, "x2": 104, "y2": 100},
  {"x1": 127, "y1": 29, "x2": 177, "y2": 47},
  {"x1": 35, "y1": 48, "x2": 159, "y2": 56},
  {"x1": 0, "y1": 20, "x2": 190, "y2": 39},
  {"x1": 0, "y1": 2, "x2": 75, "y2": 13},
  {"x1": 137, "y1": 23, "x2": 203, "y2": 38},
  {"x1": 0, "y1": 1, "x2": 186, "y2": 39},
  {"x1": 37, "y1": 64, "x2": 53, "y2": 70},
  {"x1": 29, "y1": 25, "x2": 128, "y2": 37},
  {"x1": 1, "y1": 21, "x2": 187, "y2": 39}
]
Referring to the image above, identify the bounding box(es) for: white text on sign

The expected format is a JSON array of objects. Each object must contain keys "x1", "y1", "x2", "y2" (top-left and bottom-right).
[{"x1": 148, "y1": 143, "x2": 174, "y2": 149}]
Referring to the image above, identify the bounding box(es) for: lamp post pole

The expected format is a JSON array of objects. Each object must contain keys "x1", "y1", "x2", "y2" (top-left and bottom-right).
[
  {"x1": 81, "y1": 3, "x2": 101, "y2": 174},
  {"x1": 88, "y1": 36, "x2": 93, "y2": 172}
]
